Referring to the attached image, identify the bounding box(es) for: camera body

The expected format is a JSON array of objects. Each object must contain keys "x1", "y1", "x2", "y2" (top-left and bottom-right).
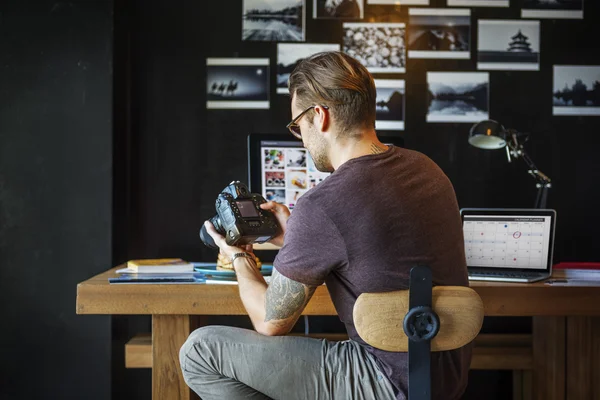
[{"x1": 199, "y1": 181, "x2": 280, "y2": 249}]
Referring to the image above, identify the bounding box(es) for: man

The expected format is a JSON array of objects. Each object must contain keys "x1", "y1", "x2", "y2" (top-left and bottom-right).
[{"x1": 180, "y1": 52, "x2": 471, "y2": 399}]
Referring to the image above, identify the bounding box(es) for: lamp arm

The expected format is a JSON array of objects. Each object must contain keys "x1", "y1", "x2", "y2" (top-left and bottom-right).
[{"x1": 506, "y1": 132, "x2": 552, "y2": 185}]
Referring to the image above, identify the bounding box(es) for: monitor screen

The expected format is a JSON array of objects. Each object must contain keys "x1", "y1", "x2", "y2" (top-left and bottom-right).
[
  {"x1": 462, "y1": 210, "x2": 556, "y2": 272},
  {"x1": 248, "y1": 133, "x2": 404, "y2": 211}
]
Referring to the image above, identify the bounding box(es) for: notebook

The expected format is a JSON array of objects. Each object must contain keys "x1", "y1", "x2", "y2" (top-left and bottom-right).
[{"x1": 460, "y1": 208, "x2": 557, "y2": 283}]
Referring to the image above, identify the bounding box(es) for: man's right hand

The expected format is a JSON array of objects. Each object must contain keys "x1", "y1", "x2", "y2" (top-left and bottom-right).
[{"x1": 260, "y1": 201, "x2": 290, "y2": 247}]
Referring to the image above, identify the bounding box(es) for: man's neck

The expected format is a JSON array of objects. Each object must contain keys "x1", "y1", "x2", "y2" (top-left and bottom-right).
[{"x1": 329, "y1": 130, "x2": 388, "y2": 170}]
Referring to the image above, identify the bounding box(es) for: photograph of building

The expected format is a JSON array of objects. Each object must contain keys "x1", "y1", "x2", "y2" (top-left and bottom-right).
[{"x1": 478, "y1": 20, "x2": 540, "y2": 71}]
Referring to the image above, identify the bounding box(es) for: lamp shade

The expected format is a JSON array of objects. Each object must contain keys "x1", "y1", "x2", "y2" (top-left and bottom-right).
[{"x1": 468, "y1": 120, "x2": 506, "y2": 150}]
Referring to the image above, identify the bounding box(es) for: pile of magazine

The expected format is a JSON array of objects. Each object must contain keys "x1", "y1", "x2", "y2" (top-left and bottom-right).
[{"x1": 109, "y1": 258, "x2": 272, "y2": 285}]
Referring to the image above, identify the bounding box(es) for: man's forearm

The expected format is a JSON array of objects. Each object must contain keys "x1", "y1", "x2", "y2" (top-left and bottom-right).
[{"x1": 233, "y1": 258, "x2": 269, "y2": 332}]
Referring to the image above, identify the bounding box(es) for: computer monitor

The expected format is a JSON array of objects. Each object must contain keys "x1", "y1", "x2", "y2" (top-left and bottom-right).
[{"x1": 248, "y1": 133, "x2": 404, "y2": 210}]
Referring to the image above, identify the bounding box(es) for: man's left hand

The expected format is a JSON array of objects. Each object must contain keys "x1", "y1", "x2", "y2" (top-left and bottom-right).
[{"x1": 203, "y1": 220, "x2": 254, "y2": 261}]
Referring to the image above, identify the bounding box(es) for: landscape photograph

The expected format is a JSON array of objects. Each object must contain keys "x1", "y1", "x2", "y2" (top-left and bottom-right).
[
  {"x1": 206, "y1": 58, "x2": 270, "y2": 109},
  {"x1": 277, "y1": 43, "x2": 340, "y2": 94},
  {"x1": 427, "y1": 72, "x2": 489, "y2": 123},
  {"x1": 242, "y1": 0, "x2": 305, "y2": 41},
  {"x1": 553, "y1": 65, "x2": 600, "y2": 116},
  {"x1": 408, "y1": 8, "x2": 471, "y2": 59},
  {"x1": 313, "y1": 0, "x2": 364, "y2": 19},
  {"x1": 448, "y1": 0, "x2": 508, "y2": 6},
  {"x1": 522, "y1": 0, "x2": 583, "y2": 19},
  {"x1": 374, "y1": 79, "x2": 405, "y2": 131}
]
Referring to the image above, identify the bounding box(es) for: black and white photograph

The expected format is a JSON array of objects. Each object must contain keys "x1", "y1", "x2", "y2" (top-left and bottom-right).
[
  {"x1": 448, "y1": 0, "x2": 509, "y2": 7},
  {"x1": 522, "y1": 0, "x2": 583, "y2": 20},
  {"x1": 343, "y1": 23, "x2": 406, "y2": 73},
  {"x1": 374, "y1": 79, "x2": 405, "y2": 131},
  {"x1": 277, "y1": 43, "x2": 341, "y2": 94},
  {"x1": 427, "y1": 72, "x2": 489, "y2": 123},
  {"x1": 477, "y1": 20, "x2": 540, "y2": 71},
  {"x1": 206, "y1": 58, "x2": 270, "y2": 109},
  {"x1": 553, "y1": 65, "x2": 600, "y2": 116},
  {"x1": 367, "y1": 0, "x2": 429, "y2": 5},
  {"x1": 408, "y1": 8, "x2": 471, "y2": 59},
  {"x1": 313, "y1": 0, "x2": 364, "y2": 19},
  {"x1": 242, "y1": 0, "x2": 305, "y2": 41}
]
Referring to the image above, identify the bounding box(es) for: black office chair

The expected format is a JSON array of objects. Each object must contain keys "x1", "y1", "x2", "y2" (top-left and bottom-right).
[{"x1": 353, "y1": 266, "x2": 484, "y2": 400}]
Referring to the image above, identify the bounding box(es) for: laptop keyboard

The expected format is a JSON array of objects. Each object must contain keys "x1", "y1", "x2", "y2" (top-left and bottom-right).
[{"x1": 469, "y1": 271, "x2": 543, "y2": 279}]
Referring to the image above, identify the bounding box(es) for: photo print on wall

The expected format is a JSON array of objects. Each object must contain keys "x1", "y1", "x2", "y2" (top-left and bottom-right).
[
  {"x1": 314, "y1": 0, "x2": 364, "y2": 19},
  {"x1": 427, "y1": 72, "x2": 489, "y2": 123},
  {"x1": 206, "y1": 58, "x2": 270, "y2": 109},
  {"x1": 367, "y1": 0, "x2": 429, "y2": 5},
  {"x1": 242, "y1": 0, "x2": 305, "y2": 41},
  {"x1": 553, "y1": 65, "x2": 600, "y2": 116},
  {"x1": 408, "y1": 8, "x2": 471, "y2": 60},
  {"x1": 343, "y1": 22, "x2": 406, "y2": 73},
  {"x1": 522, "y1": 0, "x2": 583, "y2": 20},
  {"x1": 477, "y1": 20, "x2": 540, "y2": 71},
  {"x1": 448, "y1": 0, "x2": 509, "y2": 7},
  {"x1": 374, "y1": 79, "x2": 405, "y2": 131},
  {"x1": 277, "y1": 43, "x2": 341, "y2": 94}
]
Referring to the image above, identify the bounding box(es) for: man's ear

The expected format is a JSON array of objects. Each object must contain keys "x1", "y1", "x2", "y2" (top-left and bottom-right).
[{"x1": 313, "y1": 105, "x2": 330, "y2": 132}]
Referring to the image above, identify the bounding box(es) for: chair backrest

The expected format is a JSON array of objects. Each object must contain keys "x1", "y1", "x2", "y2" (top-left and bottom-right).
[{"x1": 353, "y1": 286, "x2": 484, "y2": 352}]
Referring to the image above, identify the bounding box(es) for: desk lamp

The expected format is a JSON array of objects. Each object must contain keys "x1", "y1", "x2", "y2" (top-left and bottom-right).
[{"x1": 468, "y1": 120, "x2": 552, "y2": 209}]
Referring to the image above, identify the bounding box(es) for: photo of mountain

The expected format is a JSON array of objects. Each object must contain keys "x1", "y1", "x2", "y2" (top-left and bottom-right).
[
  {"x1": 313, "y1": 0, "x2": 364, "y2": 19},
  {"x1": 276, "y1": 43, "x2": 341, "y2": 94},
  {"x1": 206, "y1": 58, "x2": 270, "y2": 109},
  {"x1": 448, "y1": 0, "x2": 508, "y2": 6},
  {"x1": 427, "y1": 72, "x2": 489, "y2": 123},
  {"x1": 408, "y1": 8, "x2": 471, "y2": 60},
  {"x1": 374, "y1": 79, "x2": 405, "y2": 131},
  {"x1": 242, "y1": 0, "x2": 305, "y2": 41},
  {"x1": 522, "y1": 0, "x2": 583, "y2": 19},
  {"x1": 478, "y1": 20, "x2": 540, "y2": 71},
  {"x1": 553, "y1": 65, "x2": 600, "y2": 116}
]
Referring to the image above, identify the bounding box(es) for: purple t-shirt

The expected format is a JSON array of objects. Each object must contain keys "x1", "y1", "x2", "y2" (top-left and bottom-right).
[{"x1": 274, "y1": 146, "x2": 471, "y2": 400}]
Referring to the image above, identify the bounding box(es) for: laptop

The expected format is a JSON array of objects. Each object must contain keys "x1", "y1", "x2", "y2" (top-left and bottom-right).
[{"x1": 460, "y1": 208, "x2": 557, "y2": 283}]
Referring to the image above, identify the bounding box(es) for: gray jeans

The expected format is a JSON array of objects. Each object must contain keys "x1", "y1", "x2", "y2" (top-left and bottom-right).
[{"x1": 179, "y1": 326, "x2": 395, "y2": 400}]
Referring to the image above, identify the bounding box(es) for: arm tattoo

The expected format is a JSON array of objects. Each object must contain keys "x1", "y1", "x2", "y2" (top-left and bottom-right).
[
  {"x1": 370, "y1": 143, "x2": 386, "y2": 154},
  {"x1": 265, "y1": 269, "x2": 316, "y2": 322}
]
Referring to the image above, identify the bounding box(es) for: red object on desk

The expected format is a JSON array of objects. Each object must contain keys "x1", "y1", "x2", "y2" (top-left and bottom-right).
[{"x1": 554, "y1": 262, "x2": 600, "y2": 270}]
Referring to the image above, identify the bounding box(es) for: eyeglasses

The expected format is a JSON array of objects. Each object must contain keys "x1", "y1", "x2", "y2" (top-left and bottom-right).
[{"x1": 286, "y1": 105, "x2": 329, "y2": 140}]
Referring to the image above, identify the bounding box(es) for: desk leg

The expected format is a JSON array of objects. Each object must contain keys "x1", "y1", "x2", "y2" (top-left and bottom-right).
[
  {"x1": 566, "y1": 316, "x2": 600, "y2": 399},
  {"x1": 152, "y1": 315, "x2": 194, "y2": 400},
  {"x1": 532, "y1": 316, "x2": 565, "y2": 400}
]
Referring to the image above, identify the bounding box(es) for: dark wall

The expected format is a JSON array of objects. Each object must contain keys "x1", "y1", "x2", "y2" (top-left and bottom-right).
[
  {"x1": 0, "y1": 1, "x2": 113, "y2": 399},
  {"x1": 112, "y1": 0, "x2": 599, "y2": 398},
  {"x1": 119, "y1": 0, "x2": 600, "y2": 266}
]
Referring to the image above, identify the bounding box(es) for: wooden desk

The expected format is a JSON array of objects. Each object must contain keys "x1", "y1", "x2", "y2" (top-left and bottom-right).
[{"x1": 77, "y1": 268, "x2": 600, "y2": 400}]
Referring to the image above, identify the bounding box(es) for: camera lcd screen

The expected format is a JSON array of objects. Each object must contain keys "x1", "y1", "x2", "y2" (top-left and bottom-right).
[{"x1": 236, "y1": 200, "x2": 259, "y2": 218}]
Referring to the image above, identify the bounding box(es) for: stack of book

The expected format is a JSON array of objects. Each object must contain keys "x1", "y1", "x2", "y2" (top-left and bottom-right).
[
  {"x1": 109, "y1": 258, "x2": 274, "y2": 284},
  {"x1": 109, "y1": 259, "x2": 203, "y2": 284}
]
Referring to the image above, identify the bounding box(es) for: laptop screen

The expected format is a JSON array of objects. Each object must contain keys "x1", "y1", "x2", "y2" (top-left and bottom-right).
[{"x1": 462, "y1": 209, "x2": 556, "y2": 272}]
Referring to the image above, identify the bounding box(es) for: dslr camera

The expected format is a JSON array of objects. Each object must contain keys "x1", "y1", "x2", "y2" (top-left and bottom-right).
[{"x1": 199, "y1": 181, "x2": 280, "y2": 249}]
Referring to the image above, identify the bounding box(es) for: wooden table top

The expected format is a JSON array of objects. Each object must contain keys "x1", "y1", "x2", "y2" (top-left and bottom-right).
[{"x1": 76, "y1": 267, "x2": 600, "y2": 317}]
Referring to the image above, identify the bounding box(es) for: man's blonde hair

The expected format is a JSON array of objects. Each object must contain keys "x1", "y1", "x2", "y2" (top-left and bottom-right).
[{"x1": 288, "y1": 51, "x2": 376, "y2": 136}]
